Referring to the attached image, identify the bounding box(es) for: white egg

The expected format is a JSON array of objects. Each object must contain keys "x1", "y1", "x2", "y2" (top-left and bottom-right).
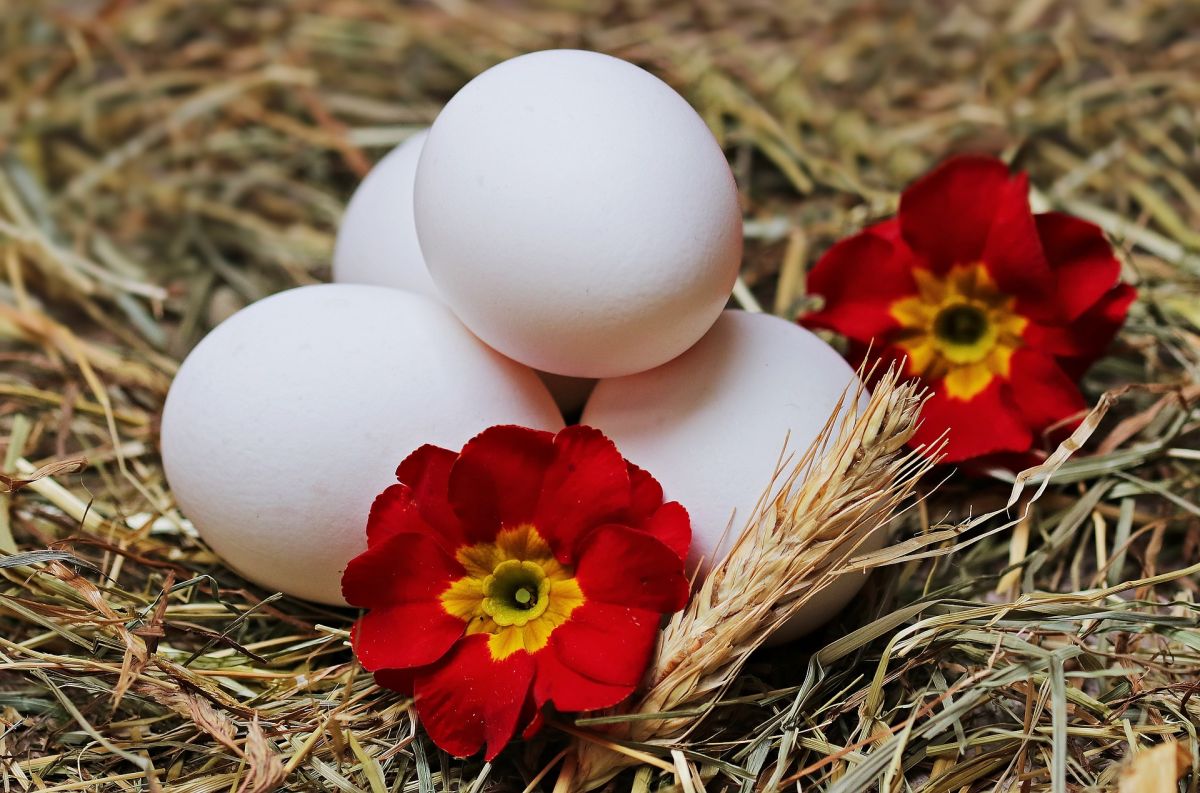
[
  {"x1": 333, "y1": 130, "x2": 438, "y2": 298},
  {"x1": 332, "y1": 132, "x2": 595, "y2": 416},
  {"x1": 414, "y1": 49, "x2": 742, "y2": 378},
  {"x1": 161, "y1": 284, "x2": 563, "y2": 605},
  {"x1": 581, "y1": 310, "x2": 879, "y2": 642}
]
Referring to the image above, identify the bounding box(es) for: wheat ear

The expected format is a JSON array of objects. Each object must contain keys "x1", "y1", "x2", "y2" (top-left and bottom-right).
[{"x1": 566, "y1": 367, "x2": 939, "y2": 791}]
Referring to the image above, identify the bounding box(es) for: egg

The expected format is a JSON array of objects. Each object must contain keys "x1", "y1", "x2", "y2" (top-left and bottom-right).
[
  {"x1": 333, "y1": 130, "x2": 438, "y2": 298},
  {"x1": 581, "y1": 310, "x2": 878, "y2": 642},
  {"x1": 414, "y1": 49, "x2": 742, "y2": 378},
  {"x1": 161, "y1": 284, "x2": 564, "y2": 605},
  {"x1": 331, "y1": 131, "x2": 596, "y2": 416}
]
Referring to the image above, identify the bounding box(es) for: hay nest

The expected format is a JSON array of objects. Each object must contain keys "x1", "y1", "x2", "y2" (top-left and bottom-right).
[{"x1": 1, "y1": 2, "x2": 1198, "y2": 791}]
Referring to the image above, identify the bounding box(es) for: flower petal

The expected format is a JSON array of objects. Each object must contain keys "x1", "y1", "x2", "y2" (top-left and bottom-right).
[
  {"x1": 342, "y1": 530, "x2": 463, "y2": 607},
  {"x1": 802, "y1": 229, "x2": 915, "y2": 343},
  {"x1": 1036, "y1": 212, "x2": 1122, "y2": 322},
  {"x1": 532, "y1": 638, "x2": 639, "y2": 712},
  {"x1": 534, "y1": 426, "x2": 632, "y2": 563},
  {"x1": 414, "y1": 634, "x2": 535, "y2": 760},
  {"x1": 641, "y1": 502, "x2": 691, "y2": 562},
  {"x1": 352, "y1": 602, "x2": 464, "y2": 671},
  {"x1": 1022, "y1": 282, "x2": 1135, "y2": 373},
  {"x1": 981, "y1": 172, "x2": 1055, "y2": 314},
  {"x1": 374, "y1": 668, "x2": 419, "y2": 696},
  {"x1": 1005, "y1": 349, "x2": 1087, "y2": 435},
  {"x1": 1058, "y1": 283, "x2": 1136, "y2": 379},
  {"x1": 866, "y1": 217, "x2": 903, "y2": 243},
  {"x1": 395, "y1": 444, "x2": 465, "y2": 547},
  {"x1": 538, "y1": 601, "x2": 661, "y2": 698},
  {"x1": 626, "y1": 463, "x2": 664, "y2": 524},
  {"x1": 575, "y1": 524, "x2": 690, "y2": 611},
  {"x1": 448, "y1": 425, "x2": 556, "y2": 544},
  {"x1": 364, "y1": 484, "x2": 426, "y2": 549},
  {"x1": 624, "y1": 465, "x2": 690, "y2": 560},
  {"x1": 899, "y1": 155, "x2": 1014, "y2": 270},
  {"x1": 914, "y1": 377, "x2": 1032, "y2": 462},
  {"x1": 521, "y1": 702, "x2": 545, "y2": 739}
]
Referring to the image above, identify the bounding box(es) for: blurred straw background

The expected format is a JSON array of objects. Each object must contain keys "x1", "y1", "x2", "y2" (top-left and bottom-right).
[{"x1": 1, "y1": 1, "x2": 1198, "y2": 790}]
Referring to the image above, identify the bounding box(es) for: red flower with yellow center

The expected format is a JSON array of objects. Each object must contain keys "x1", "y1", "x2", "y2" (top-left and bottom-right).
[
  {"x1": 341, "y1": 425, "x2": 691, "y2": 759},
  {"x1": 802, "y1": 155, "x2": 1135, "y2": 463}
]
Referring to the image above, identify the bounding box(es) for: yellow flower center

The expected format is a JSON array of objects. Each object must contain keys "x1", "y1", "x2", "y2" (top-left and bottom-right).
[
  {"x1": 889, "y1": 263, "x2": 1027, "y2": 400},
  {"x1": 482, "y1": 560, "x2": 550, "y2": 626},
  {"x1": 440, "y1": 525, "x2": 584, "y2": 660}
]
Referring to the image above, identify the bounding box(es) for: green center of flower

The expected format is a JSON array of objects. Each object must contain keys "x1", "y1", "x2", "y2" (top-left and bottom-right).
[
  {"x1": 481, "y1": 559, "x2": 551, "y2": 627},
  {"x1": 442, "y1": 525, "x2": 586, "y2": 660},
  {"x1": 933, "y1": 303, "x2": 989, "y2": 346}
]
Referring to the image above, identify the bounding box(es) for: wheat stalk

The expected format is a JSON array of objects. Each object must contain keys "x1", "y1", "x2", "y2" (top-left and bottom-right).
[{"x1": 563, "y1": 367, "x2": 939, "y2": 791}]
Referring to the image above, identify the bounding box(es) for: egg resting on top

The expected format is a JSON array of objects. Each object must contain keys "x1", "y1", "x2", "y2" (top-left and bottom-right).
[{"x1": 415, "y1": 49, "x2": 742, "y2": 379}]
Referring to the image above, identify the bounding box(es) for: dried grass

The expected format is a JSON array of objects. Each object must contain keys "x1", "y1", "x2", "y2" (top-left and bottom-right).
[{"x1": 1, "y1": 1, "x2": 1199, "y2": 792}]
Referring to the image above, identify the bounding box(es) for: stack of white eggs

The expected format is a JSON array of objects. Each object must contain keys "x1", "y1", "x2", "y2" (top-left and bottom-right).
[{"x1": 162, "y1": 50, "x2": 875, "y2": 641}]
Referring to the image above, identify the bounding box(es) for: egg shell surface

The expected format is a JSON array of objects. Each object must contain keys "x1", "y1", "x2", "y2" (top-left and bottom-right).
[
  {"x1": 332, "y1": 132, "x2": 595, "y2": 418},
  {"x1": 161, "y1": 284, "x2": 564, "y2": 605},
  {"x1": 414, "y1": 49, "x2": 743, "y2": 378},
  {"x1": 333, "y1": 130, "x2": 439, "y2": 298},
  {"x1": 581, "y1": 310, "x2": 877, "y2": 642}
]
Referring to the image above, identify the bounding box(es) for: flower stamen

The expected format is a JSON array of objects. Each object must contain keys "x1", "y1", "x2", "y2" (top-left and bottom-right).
[
  {"x1": 889, "y1": 263, "x2": 1027, "y2": 400},
  {"x1": 482, "y1": 559, "x2": 552, "y2": 626},
  {"x1": 933, "y1": 303, "x2": 988, "y2": 345},
  {"x1": 441, "y1": 524, "x2": 585, "y2": 658}
]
